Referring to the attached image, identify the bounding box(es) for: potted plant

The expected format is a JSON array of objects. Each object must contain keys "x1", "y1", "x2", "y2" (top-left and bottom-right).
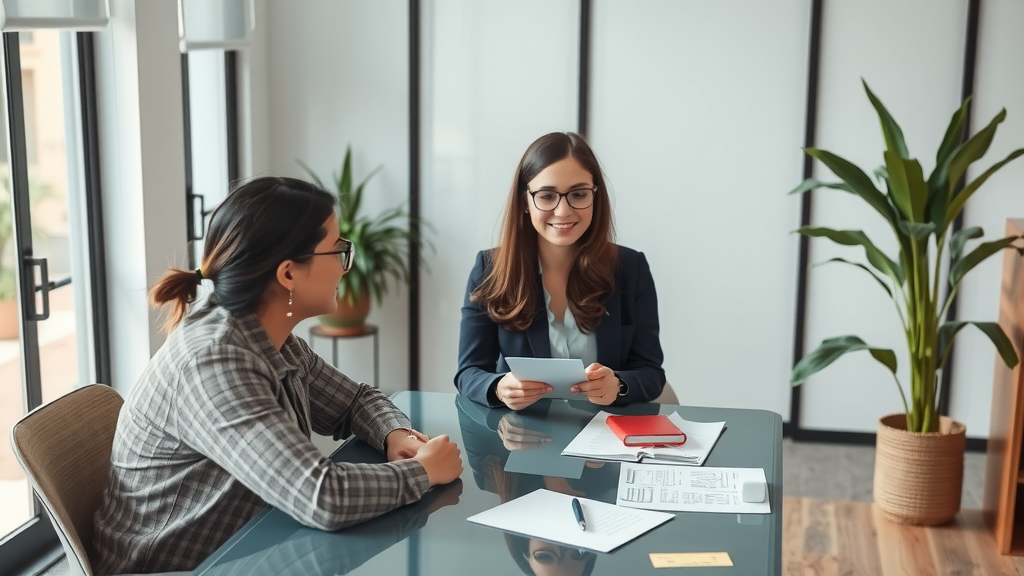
[
  {"x1": 300, "y1": 146, "x2": 430, "y2": 335},
  {"x1": 790, "y1": 81, "x2": 1024, "y2": 525}
]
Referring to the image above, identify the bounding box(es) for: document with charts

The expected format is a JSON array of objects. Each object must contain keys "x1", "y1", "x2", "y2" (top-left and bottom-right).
[
  {"x1": 561, "y1": 411, "x2": 726, "y2": 466},
  {"x1": 616, "y1": 463, "x2": 771, "y2": 514}
]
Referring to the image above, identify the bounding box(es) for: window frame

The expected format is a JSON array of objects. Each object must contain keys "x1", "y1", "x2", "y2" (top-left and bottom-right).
[{"x1": 0, "y1": 30, "x2": 109, "y2": 576}]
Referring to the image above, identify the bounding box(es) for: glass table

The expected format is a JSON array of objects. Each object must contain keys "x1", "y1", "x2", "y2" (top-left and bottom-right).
[{"x1": 192, "y1": 391, "x2": 783, "y2": 576}]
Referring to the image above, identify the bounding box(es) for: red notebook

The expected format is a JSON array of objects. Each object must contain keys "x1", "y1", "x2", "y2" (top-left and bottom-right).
[{"x1": 606, "y1": 415, "x2": 687, "y2": 446}]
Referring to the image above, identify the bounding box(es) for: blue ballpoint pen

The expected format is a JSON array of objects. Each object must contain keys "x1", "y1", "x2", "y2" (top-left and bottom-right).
[{"x1": 572, "y1": 498, "x2": 586, "y2": 531}]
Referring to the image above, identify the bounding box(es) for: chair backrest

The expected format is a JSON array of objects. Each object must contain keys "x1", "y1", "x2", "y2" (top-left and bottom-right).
[
  {"x1": 10, "y1": 384, "x2": 123, "y2": 576},
  {"x1": 653, "y1": 380, "x2": 679, "y2": 405}
]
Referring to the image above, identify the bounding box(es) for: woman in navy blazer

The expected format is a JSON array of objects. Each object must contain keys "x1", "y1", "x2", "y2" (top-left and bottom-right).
[{"x1": 455, "y1": 132, "x2": 665, "y2": 409}]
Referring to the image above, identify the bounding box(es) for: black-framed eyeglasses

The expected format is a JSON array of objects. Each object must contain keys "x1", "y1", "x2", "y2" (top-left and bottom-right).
[
  {"x1": 527, "y1": 187, "x2": 596, "y2": 211},
  {"x1": 302, "y1": 239, "x2": 355, "y2": 271}
]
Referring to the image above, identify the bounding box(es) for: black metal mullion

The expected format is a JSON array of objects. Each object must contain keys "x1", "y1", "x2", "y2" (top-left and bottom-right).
[
  {"x1": 408, "y1": 0, "x2": 421, "y2": 392},
  {"x1": 938, "y1": 0, "x2": 980, "y2": 418},
  {"x1": 4, "y1": 33, "x2": 42, "y2": 415},
  {"x1": 181, "y1": 53, "x2": 197, "y2": 268},
  {"x1": 577, "y1": 0, "x2": 591, "y2": 137},
  {"x1": 225, "y1": 50, "x2": 239, "y2": 186},
  {"x1": 0, "y1": 516, "x2": 61, "y2": 575},
  {"x1": 76, "y1": 32, "x2": 111, "y2": 385},
  {"x1": 788, "y1": 0, "x2": 824, "y2": 441}
]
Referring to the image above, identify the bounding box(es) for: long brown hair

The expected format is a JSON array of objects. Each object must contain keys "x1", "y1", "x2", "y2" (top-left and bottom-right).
[
  {"x1": 471, "y1": 132, "x2": 617, "y2": 332},
  {"x1": 149, "y1": 176, "x2": 336, "y2": 332}
]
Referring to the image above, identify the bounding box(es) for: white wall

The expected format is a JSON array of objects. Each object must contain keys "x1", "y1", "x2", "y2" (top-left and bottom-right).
[
  {"x1": 951, "y1": 0, "x2": 1024, "y2": 438},
  {"x1": 800, "y1": 0, "x2": 969, "y2": 433},
  {"x1": 259, "y1": 0, "x2": 412, "y2": 391},
  {"x1": 588, "y1": 0, "x2": 809, "y2": 419},
  {"x1": 99, "y1": 0, "x2": 1024, "y2": 439},
  {"x1": 96, "y1": 0, "x2": 187, "y2": 395},
  {"x1": 419, "y1": 0, "x2": 580, "y2": 393}
]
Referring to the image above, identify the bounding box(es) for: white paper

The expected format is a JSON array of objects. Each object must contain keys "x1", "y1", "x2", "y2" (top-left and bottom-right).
[
  {"x1": 561, "y1": 411, "x2": 726, "y2": 466},
  {"x1": 616, "y1": 464, "x2": 771, "y2": 514},
  {"x1": 505, "y1": 357, "x2": 588, "y2": 400},
  {"x1": 467, "y1": 489, "x2": 673, "y2": 553}
]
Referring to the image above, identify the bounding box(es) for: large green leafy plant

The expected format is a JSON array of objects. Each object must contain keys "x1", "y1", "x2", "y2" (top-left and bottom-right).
[
  {"x1": 790, "y1": 81, "x2": 1024, "y2": 434},
  {"x1": 301, "y1": 146, "x2": 430, "y2": 306}
]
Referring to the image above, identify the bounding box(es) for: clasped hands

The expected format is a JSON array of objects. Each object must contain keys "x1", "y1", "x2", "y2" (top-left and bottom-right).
[
  {"x1": 495, "y1": 363, "x2": 618, "y2": 411},
  {"x1": 386, "y1": 428, "x2": 463, "y2": 486}
]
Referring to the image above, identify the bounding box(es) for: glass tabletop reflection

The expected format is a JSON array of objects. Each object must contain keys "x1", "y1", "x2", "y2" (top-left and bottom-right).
[{"x1": 192, "y1": 391, "x2": 783, "y2": 576}]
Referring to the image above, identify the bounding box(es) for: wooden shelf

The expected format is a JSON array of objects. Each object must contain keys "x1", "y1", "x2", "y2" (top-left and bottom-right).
[
  {"x1": 985, "y1": 218, "x2": 1024, "y2": 556},
  {"x1": 1012, "y1": 527, "x2": 1024, "y2": 557}
]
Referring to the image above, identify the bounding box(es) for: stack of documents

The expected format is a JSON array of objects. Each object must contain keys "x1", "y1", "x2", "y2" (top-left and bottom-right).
[
  {"x1": 467, "y1": 489, "x2": 673, "y2": 553},
  {"x1": 561, "y1": 411, "x2": 725, "y2": 466},
  {"x1": 616, "y1": 463, "x2": 771, "y2": 514}
]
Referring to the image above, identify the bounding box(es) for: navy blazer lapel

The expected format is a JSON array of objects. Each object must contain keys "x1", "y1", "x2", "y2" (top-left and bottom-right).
[
  {"x1": 596, "y1": 287, "x2": 621, "y2": 367},
  {"x1": 526, "y1": 271, "x2": 550, "y2": 357}
]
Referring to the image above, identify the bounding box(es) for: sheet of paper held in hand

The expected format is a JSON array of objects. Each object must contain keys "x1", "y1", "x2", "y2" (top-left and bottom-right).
[
  {"x1": 505, "y1": 357, "x2": 588, "y2": 400},
  {"x1": 561, "y1": 411, "x2": 726, "y2": 466},
  {"x1": 616, "y1": 464, "x2": 771, "y2": 514},
  {"x1": 467, "y1": 489, "x2": 673, "y2": 553}
]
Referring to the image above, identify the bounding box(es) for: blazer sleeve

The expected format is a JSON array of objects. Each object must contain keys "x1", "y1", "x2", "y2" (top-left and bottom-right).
[
  {"x1": 614, "y1": 251, "x2": 667, "y2": 405},
  {"x1": 454, "y1": 251, "x2": 505, "y2": 407}
]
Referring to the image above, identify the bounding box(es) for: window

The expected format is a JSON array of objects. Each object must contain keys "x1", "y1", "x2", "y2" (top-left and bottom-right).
[
  {"x1": 0, "y1": 30, "x2": 108, "y2": 574},
  {"x1": 183, "y1": 49, "x2": 240, "y2": 268}
]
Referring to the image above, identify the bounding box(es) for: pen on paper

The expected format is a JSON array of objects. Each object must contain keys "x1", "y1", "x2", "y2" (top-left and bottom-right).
[{"x1": 572, "y1": 498, "x2": 587, "y2": 531}]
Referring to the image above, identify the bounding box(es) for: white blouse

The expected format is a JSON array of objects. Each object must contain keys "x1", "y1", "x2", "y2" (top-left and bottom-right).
[{"x1": 541, "y1": 281, "x2": 598, "y2": 367}]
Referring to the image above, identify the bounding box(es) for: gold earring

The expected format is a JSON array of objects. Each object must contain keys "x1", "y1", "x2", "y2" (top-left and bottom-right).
[{"x1": 286, "y1": 290, "x2": 293, "y2": 318}]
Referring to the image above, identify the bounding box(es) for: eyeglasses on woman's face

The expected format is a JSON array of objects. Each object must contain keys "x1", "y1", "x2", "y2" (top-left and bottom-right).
[
  {"x1": 302, "y1": 239, "x2": 355, "y2": 271},
  {"x1": 527, "y1": 187, "x2": 596, "y2": 211}
]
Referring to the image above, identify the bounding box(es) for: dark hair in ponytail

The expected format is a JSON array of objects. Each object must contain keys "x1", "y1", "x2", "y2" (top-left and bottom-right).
[{"x1": 150, "y1": 176, "x2": 336, "y2": 332}]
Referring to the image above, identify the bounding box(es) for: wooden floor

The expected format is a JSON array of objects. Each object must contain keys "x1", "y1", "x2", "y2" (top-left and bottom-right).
[{"x1": 784, "y1": 497, "x2": 1023, "y2": 575}]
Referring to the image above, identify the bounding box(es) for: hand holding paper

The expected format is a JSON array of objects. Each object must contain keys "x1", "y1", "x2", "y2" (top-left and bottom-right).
[
  {"x1": 504, "y1": 357, "x2": 588, "y2": 401},
  {"x1": 495, "y1": 372, "x2": 553, "y2": 410},
  {"x1": 570, "y1": 363, "x2": 619, "y2": 406}
]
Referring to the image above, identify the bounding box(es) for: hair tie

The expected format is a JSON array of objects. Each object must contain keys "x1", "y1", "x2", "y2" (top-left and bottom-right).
[{"x1": 195, "y1": 268, "x2": 204, "y2": 281}]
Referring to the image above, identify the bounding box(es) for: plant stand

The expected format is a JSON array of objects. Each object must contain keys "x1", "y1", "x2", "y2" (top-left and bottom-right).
[{"x1": 308, "y1": 323, "x2": 379, "y2": 389}]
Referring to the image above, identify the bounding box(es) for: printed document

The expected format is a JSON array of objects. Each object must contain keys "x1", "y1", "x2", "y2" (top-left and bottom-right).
[
  {"x1": 505, "y1": 357, "x2": 588, "y2": 400},
  {"x1": 561, "y1": 411, "x2": 726, "y2": 466},
  {"x1": 467, "y1": 489, "x2": 673, "y2": 553},
  {"x1": 616, "y1": 464, "x2": 771, "y2": 514}
]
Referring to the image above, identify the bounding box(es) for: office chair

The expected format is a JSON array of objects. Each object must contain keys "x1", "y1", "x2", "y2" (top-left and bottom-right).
[
  {"x1": 653, "y1": 380, "x2": 679, "y2": 405},
  {"x1": 10, "y1": 384, "x2": 122, "y2": 576}
]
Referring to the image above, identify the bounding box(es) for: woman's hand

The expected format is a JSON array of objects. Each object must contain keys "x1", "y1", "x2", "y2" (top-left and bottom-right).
[
  {"x1": 497, "y1": 413, "x2": 552, "y2": 451},
  {"x1": 571, "y1": 363, "x2": 619, "y2": 406},
  {"x1": 386, "y1": 428, "x2": 430, "y2": 461},
  {"x1": 495, "y1": 372, "x2": 551, "y2": 410}
]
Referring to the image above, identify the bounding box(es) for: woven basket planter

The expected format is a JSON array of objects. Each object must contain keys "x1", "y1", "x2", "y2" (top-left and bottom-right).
[{"x1": 873, "y1": 413, "x2": 966, "y2": 525}]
